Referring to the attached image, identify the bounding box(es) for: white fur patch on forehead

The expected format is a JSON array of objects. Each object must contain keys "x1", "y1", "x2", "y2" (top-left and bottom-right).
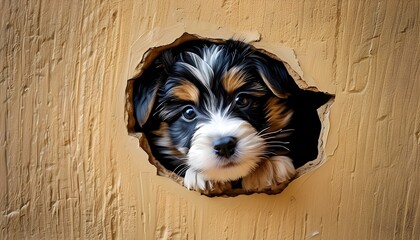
[
  {"x1": 201, "y1": 45, "x2": 225, "y2": 69},
  {"x1": 179, "y1": 45, "x2": 225, "y2": 88}
]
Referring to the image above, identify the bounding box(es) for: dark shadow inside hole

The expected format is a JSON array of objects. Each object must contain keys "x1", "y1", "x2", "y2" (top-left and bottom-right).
[
  {"x1": 288, "y1": 90, "x2": 332, "y2": 168},
  {"x1": 127, "y1": 34, "x2": 333, "y2": 196}
]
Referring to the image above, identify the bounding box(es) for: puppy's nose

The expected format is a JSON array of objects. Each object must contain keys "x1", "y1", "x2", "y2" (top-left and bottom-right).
[{"x1": 213, "y1": 136, "x2": 237, "y2": 158}]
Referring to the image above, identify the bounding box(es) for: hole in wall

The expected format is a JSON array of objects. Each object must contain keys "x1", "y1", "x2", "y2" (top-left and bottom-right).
[{"x1": 126, "y1": 33, "x2": 334, "y2": 197}]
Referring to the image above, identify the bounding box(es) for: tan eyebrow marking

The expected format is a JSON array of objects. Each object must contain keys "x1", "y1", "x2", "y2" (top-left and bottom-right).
[
  {"x1": 222, "y1": 67, "x2": 248, "y2": 94},
  {"x1": 171, "y1": 81, "x2": 200, "y2": 104}
]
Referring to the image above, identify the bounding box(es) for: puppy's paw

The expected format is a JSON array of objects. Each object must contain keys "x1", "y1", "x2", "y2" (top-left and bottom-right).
[
  {"x1": 184, "y1": 168, "x2": 207, "y2": 190},
  {"x1": 184, "y1": 168, "x2": 223, "y2": 193},
  {"x1": 183, "y1": 168, "x2": 233, "y2": 195},
  {"x1": 242, "y1": 156, "x2": 296, "y2": 192}
]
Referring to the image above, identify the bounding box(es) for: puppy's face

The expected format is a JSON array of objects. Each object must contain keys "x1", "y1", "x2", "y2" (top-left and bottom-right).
[{"x1": 134, "y1": 40, "x2": 297, "y2": 183}]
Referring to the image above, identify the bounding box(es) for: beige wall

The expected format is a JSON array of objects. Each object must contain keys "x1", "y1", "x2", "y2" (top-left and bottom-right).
[{"x1": 1, "y1": 0, "x2": 419, "y2": 239}]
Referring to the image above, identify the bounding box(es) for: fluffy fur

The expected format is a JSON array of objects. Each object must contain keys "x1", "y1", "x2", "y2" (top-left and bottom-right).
[{"x1": 133, "y1": 39, "x2": 329, "y2": 192}]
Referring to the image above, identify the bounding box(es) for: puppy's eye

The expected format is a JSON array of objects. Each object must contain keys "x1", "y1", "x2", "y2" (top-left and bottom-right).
[
  {"x1": 235, "y1": 94, "x2": 252, "y2": 109},
  {"x1": 182, "y1": 106, "x2": 197, "y2": 121}
]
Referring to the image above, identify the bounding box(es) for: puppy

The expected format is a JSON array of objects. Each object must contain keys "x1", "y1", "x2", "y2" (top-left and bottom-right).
[{"x1": 133, "y1": 39, "x2": 328, "y2": 192}]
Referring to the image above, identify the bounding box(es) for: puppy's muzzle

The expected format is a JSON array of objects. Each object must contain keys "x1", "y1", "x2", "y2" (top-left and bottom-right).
[{"x1": 213, "y1": 136, "x2": 237, "y2": 158}]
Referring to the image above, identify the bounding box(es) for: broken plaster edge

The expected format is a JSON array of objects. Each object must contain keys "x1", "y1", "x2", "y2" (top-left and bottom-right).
[{"x1": 126, "y1": 24, "x2": 333, "y2": 196}]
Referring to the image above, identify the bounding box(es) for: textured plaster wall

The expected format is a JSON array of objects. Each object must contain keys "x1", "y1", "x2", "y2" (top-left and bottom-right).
[{"x1": 1, "y1": 0, "x2": 419, "y2": 239}]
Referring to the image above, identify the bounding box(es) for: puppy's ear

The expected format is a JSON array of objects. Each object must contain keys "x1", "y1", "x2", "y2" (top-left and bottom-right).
[
  {"x1": 133, "y1": 68, "x2": 165, "y2": 128},
  {"x1": 133, "y1": 75, "x2": 160, "y2": 129},
  {"x1": 253, "y1": 54, "x2": 301, "y2": 98},
  {"x1": 253, "y1": 53, "x2": 333, "y2": 108},
  {"x1": 133, "y1": 50, "x2": 176, "y2": 129}
]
